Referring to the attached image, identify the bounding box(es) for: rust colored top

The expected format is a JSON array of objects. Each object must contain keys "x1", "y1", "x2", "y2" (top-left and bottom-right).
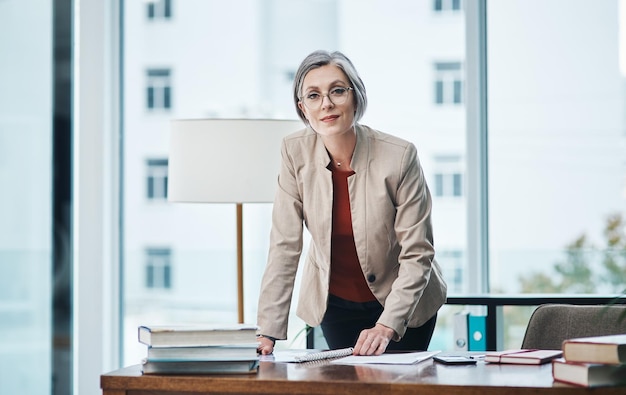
[{"x1": 328, "y1": 167, "x2": 376, "y2": 303}]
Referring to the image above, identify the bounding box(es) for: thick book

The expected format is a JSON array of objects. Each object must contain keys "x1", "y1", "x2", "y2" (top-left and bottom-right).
[
  {"x1": 561, "y1": 334, "x2": 626, "y2": 364},
  {"x1": 141, "y1": 358, "x2": 259, "y2": 375},
  {"x1": 138, "y1": 324, "x2": 258, "y2": 347},
  {"x1": 485, "y1": 349, "x2": 562, "y2": 365},
  {"x1": 147, "y1": 343, "x2": 259, "y2": 361},
  {"x1": 552, "y1": 358, "x2": 626, "y2": 387}
]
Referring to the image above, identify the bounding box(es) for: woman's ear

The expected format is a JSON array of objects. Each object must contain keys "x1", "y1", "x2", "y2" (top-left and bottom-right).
[{"x1": 297, "y1": 102, "x2": 310, "y2": 123}]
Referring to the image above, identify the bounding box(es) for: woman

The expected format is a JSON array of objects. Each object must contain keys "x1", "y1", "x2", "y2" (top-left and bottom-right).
[{"x1": 256, "y1": 50, "x2": 446, "y2": 356}]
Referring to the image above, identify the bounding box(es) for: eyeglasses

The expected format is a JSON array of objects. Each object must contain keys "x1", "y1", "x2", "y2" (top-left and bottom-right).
[{"x1": 300, "y1": 86, "x2": 354, "y2": 109}]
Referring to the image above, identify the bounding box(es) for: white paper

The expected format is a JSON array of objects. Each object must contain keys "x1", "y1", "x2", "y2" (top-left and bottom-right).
[{"x1": 330, "y1": 350, "x2": 440, "y2": 365}]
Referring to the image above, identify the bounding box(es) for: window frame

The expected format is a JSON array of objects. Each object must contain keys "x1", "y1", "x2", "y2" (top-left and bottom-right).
[
  {"x1": 74, "y1": 0, "x2": 121, "y2": 393},
  {"x1": 464, "y1": 0, "x2": 490, "y2": 294}
]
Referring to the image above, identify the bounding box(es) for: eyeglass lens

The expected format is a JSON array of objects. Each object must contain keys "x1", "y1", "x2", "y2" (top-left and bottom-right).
[{"x1": 302, "y1": 87, "x2": 352, "y2": 108}]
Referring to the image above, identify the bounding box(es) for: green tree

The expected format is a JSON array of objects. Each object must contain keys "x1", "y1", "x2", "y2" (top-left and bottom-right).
[
  {"x1": 554, "y1": 235, "x2": 596, "y2": 293},
  {"x1": 601, "y1": 213, "x2": 626, "y2": 293},
  {"x1": 519, "y1": 212, "x2": 626, "y2": 294},
  {"x1": 511, "y1": 212, "x2": 626, "y2": 347}
]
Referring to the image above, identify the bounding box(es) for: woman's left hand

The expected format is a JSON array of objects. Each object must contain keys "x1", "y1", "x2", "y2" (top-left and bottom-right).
[
  {"x1": 352, "y1": 323, "x2": 395, "y2": 355},
  {"x1": 256, "y1": 335, "x2": 275, "y2": 355}
]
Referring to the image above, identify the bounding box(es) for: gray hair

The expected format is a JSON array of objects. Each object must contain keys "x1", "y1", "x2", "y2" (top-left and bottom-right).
[{"x1": 293, "y1": 50, "x2": 368, "y2": 125}]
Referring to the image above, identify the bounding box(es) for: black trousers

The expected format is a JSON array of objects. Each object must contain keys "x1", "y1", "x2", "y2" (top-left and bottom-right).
[{"x1": 320, "y1": 294, "x2": 437, "y2": 351}]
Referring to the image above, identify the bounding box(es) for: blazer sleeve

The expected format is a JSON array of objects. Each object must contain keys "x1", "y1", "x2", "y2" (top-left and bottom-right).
[
  {"x1": 256, "y1": 139, "x2": 304, "y2": 340},
  {"x1": 377, "y1": 143, "x2": 437, "y2": 340}
]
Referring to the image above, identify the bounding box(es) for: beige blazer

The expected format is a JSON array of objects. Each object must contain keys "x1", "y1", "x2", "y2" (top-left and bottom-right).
[{"x1": 256, "y1": 124, "x2": 447, "y2": 341}]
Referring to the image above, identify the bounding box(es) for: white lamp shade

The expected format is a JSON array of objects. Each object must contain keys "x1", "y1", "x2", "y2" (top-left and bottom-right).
[{"x1": 167, "y1": 118, "x2": 302, "y2": 203}]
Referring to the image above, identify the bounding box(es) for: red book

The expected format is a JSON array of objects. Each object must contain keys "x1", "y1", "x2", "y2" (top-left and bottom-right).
[
  {"x1": 485, "y1": 349, "x2": 562, "y2": 365},
  {"x1": 552, "y1": 358, "x2": 626, "y2": 387}
]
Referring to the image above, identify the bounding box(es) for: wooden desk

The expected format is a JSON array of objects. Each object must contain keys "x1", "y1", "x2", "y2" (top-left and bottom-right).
[{"x1": 101, "y1": 358, "x2": 624, "y2": 395}]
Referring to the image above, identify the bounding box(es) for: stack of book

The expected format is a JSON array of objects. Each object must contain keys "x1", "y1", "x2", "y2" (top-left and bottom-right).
[
  {"x1": 552, "y1": 334, "x2": 626, "y2": 387},
  {"x1": 138, "y1": 324, "x2": 260, "y2": 375}
]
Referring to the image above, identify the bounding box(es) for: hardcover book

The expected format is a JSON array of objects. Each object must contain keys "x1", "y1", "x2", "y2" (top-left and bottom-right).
[
  {"x1": 146, "y1": 343, "x2": 259, "y2": 361},
  {"x1": 561, "y1": 334, "x2": 626, "y2": 364},
  {"x1": 141, "y1": 358, "x2": 260, "y2": 375},
  {"x1": 138, "y1": 324, "x2": 258, "y2": 347},
  {"x1": 552, "y1": 358, "x2": 626, "y2": 387},
  {"x1": 485, "y1": 349, "x2": 562, "y2": 365}
]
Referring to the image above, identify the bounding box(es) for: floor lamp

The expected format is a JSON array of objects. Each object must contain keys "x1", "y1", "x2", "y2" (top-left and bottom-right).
[{"x1": 167, "y1": 118, "x2": 301, "y2": 323}]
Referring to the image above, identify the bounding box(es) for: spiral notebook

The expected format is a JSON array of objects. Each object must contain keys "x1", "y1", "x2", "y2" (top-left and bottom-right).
[
  {"x1": 294, "y1": 347, "x2": 354, "y2": 362},
  {"x1": 330, "y1": 350, "x2": 439, "y2": 365}
]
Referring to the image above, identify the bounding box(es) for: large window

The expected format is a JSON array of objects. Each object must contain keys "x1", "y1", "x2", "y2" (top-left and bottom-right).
[
  {"x1": 119, "y1": 0, "x2": 626, "y2": 368},
  {"x1": 485, "y1": 0, "x2": 625, "y2": 346},
  {"x1": 487, "y1": 1, "x2": 625, "y2": 295},
  {"x1": 6, "y1": 3, "x2": 624, "y2": 391}
]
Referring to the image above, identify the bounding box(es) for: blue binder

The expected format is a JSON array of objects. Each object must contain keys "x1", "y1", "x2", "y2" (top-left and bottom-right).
[{"x1": 468, "y1": 315, "x2": 486, "y2": 351}]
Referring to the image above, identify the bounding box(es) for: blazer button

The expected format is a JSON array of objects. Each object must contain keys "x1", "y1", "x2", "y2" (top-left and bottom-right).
[{"x1": 367, "y1": 274, "x2": 376, "y2": 283}]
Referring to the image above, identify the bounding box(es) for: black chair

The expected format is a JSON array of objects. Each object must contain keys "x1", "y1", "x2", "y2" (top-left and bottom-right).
[{"x1": 520, "y1": 303, "x2": 626, "y2": 350}]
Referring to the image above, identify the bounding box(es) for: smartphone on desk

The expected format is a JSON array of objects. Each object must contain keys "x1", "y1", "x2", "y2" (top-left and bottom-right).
[{"x1": 433, "y1": 355, "x2": 477, "y2": 365}]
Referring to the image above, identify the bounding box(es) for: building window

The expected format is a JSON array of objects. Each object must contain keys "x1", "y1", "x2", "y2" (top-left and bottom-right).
[
  {"x1": 146, "y1": 158, "x2": 168, "y2": 200},
  {"x1": 434, "y1": 62, "x2": 463, "y2": 105},
  {"x1": 147, "y1": 0, "x2": 172, "y2": 20},
  {"x1": 146, "y1": 248, "x2": 172, "y2": 289},
  {"x1": 433, "y1": 154, "x2": 463, "y2": 198},
  {"x1": 146, "y1": 68, "x2": 172, "y2": 110},
  {"x1": 434, "y1": 0, "x2": 462, "y2": 12}
]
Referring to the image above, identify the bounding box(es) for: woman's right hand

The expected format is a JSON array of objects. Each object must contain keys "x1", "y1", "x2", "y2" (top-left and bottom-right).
[{"x1": 257, "y1": 335, "x2": 275, "y2": 355}]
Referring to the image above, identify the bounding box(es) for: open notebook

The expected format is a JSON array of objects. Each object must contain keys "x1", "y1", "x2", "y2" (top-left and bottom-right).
[{"x1": 263, "y1": 349, "x2": 439, "y2": 365}]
